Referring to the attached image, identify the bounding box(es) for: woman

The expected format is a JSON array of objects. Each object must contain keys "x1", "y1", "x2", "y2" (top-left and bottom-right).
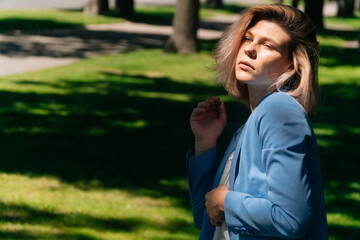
[{"x1": 186, "y1": 4, "x2": 328, "y2": 240}]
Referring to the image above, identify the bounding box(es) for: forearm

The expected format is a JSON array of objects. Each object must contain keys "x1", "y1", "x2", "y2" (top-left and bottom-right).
[
  {"x1": 186, "y1": 147, "x2": 218, "y2": 228},
  {"x1": 194, "y1": 139, "x2": 217, "y2": 156},
  {"x1": 224, "y1": 191, "x2": 310, "y2": 238}
]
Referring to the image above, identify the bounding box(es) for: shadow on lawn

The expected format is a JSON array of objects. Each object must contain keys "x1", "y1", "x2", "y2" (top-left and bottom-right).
[
  {"x1": 0, "y1": 18, "x2": 83, "y2": 33},
  {"x1": 314, "y1": 42, "x2": 360, "y2": 238},
  {"x1": 0, "y1": 72, "x2": 244, "y2": 238},
  {"x1": 0, "y1": 73, "x2": 241, "y2": 203},
  {"x1": 108, "y1": 4, "x2": 246, "y2": 26},
  {"x1": 0, "y1": 22, "x2": 358, "y2": 239},
  {"x1": 0, "y1": 69, "x2": 359, "y2": 238},
  {"x1": 0, "y1": 201, "x2": 195, "y2": 239}
]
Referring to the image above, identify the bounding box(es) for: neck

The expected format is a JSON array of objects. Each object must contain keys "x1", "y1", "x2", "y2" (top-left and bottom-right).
[{"x1": 247, "y1": 85, "x2": 277, "y2": 111}]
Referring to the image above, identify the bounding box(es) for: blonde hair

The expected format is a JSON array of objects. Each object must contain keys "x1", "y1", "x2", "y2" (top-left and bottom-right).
[{"x1": 214, "y1": 4, "x2": 319, "y2": 115}]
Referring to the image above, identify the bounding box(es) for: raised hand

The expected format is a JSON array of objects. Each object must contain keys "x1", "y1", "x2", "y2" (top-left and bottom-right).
[{"x1": 190, "y1": 97, "x2": 227, "y2": 156}]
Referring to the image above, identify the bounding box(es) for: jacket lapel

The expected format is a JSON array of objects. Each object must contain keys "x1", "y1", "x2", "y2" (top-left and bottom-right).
[
  {"x1": 229, "y1": 126, "x2": 245, "y2": 190},
  {"x1": 213, "y1": 126, "x2": 245, "y2": 189}
]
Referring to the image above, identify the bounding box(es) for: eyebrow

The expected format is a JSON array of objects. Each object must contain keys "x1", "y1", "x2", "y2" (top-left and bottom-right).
[{"x1": 245, "y1": 30, "x2": 282, "y2": 49}]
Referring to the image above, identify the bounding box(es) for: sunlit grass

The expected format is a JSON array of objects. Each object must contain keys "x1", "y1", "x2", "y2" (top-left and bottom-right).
[
  {"x1": 0, "y1": 173, "x2": 197, "y2": 240},
  {"x1": 135, "y1": 4, "x2": 246, "y2": 21},
  {"x1": 2, "y1": 49, "x2": 216, "y2": 95},
  {"x1": 325, "y1": 13, "x2": 360, "y2": 29},
  {"x1": 0, "y1": 14, "x2": 359, "y2": 239},
  {"x1": 0, "y1": 9, "x2": 124, "y2": 32}
]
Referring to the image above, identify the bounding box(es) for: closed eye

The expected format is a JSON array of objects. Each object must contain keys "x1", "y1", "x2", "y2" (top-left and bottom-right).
[
  {"x1": 242, "y1": 36, "x2": 252, "y2": 42},
  {"x1": 265, "y1": 43, "x2": 273, "y2": 49}
]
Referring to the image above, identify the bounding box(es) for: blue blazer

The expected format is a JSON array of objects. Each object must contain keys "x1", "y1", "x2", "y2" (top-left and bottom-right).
[{"x1": 186, "y1": 92, "x2": 328, "y2": 239}]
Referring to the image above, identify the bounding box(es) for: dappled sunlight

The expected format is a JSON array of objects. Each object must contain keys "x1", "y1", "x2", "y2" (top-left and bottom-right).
[
  {"x1": 127, "y1": 90, "x2": 192, "y2": 102},
  {"x1": 0, "y1": 9, "x2": 124, "y2": 32},
  {"x1": 0, "y1": 48, "x2": 231, "y2": 239},
  {"x1": 0, "y1": 172, "x2": 198, "y2": 240},
  {"x1": 0, "y1": 21, "x2": 357, "y2": 238},
  {"x1": 328, "y1": 213, "x2": 360, "y2": 228},
  {"x1": 323, "y1": 180, "x2": 360, "y2": 240}
]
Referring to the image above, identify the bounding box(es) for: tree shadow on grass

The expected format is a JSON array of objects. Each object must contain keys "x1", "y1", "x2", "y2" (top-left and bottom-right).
[
  {"x1": 0, "y1": 201, "x2": 196, "y2": 239},
  {"x1": 312, "y1": 82, "x2": 360, "y2": 239},
  {"x1": 320, "y1": 46, "x2": 360, "y2": 67},
  {"x1": 318, "y1": 27, "x2": 359, "y2": 41},
  {"x1": 0, "y1": 72, "x2": 245, "y2": 208},
  {"x1": 1, "y1": 68, "x2": 359, "y2": 240},
  {"x1": 0, "y1": 30, "x2": 168, "y2": 58},
  {"x1": 0, "y1": 19, "x2": 83, "y2": 33},
  {"x1": 328, "y1": 225, "x2": 360, "y2": 240},
  {"x1": 106, "y1": 4, "x2": 245, "y2": 28},
  {"x1": 314, "y1": 83, "x2": 360, "y2": 182}
]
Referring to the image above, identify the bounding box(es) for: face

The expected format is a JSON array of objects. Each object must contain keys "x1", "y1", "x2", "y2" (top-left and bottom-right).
[{"x1": 235, "y1": 20, "x2": 291, "y2": 88}]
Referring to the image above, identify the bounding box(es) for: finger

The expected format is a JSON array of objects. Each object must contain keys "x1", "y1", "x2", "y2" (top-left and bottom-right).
[
  {"x1": 218, "y1": 101, "x2": 227, "y2": 121},
  {"x1": 192, "y1": 107, "x2": 206, "y2": 115},
  {"x1": 205, "y1": 192, "x2": 209, "y2": 202},
  {"x1": 197, "y1": 101, "x2": 210, "y2": 109},
  {"x1": 218, "y1": 184, "x2": 230, "y2": 190},
  {"x1": 199, "y1": 99, "x2": 220, "y2": 112},
  {"x1": 206, "y1": 96, "x2": 220, "y2": 103},
  {"x1": 206, "y1": 97, "x2": 221, "y2": 107},
  {"x1": 209, "y1": 215, "x2": 222, "y2": 227},
  {"x1": 201, "y1": 97, "x2": 220, "y2": 106}
]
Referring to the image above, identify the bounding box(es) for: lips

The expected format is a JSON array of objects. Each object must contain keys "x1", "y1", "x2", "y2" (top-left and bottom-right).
[{"x1": 238, "y1": 61, "x2": 255, "y2": 70}]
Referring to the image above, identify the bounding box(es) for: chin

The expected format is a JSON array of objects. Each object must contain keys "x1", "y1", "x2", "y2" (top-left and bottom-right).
[
  {"x1": 236, "y1": 75, "x2": 253, "y2": 83},
  {"x1": 235, "y1": 72, "x2": 254, "y2": 83}
]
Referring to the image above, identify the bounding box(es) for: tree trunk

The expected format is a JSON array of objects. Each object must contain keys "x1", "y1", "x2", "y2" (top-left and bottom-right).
[
  {"x1": 292, "y1": 0, "x2": 300, "y2": 8},
  {"x1": 206, "y1": 0, "x2": 223, "y2": 9},
  {"x1": 164, "y1": 0, "x2": 200, "y2": 53},
  {"x1": 83, "y1": 0, "x2": 108, "y2": 15},
  {"x1": 115, "y1": 0, "x2": 135, "y2": 18},
  {"x1": 355, "y1": 0, "x2": 360, "y2": 11},
  {"x1": 101, "y1": 0, "x2": 109, "y2": 12},
  {"x1": 305, "y1": 0, "x2": 324, "y2": 29},
  {"x1": 337, "y1": 0, "x2": 355, "y2": 17}
]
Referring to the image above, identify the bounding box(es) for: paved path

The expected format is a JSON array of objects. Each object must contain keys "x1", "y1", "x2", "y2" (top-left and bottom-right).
[
  {"x1": 0, "y1": 1, "x2": 357, "y2": 76},
  {"x1": 0, "y1": 18, "x2": 229, "y2": 76},
  {"x1": 0, "y1": 0, "x2": 254, "y2": 9}
]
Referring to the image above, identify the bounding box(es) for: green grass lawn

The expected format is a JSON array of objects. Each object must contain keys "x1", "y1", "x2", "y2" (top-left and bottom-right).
[
  {"x1": 325, "y1": 12, "x2": 360, "y2": 29},
  {"x1": 0, "y1": 4, "x2": 359, "y2": 240},
  {"x1": 0, "y1": 4, "x2": 248, "y2": 33},
  {"x1": 0, "y1": 9, "x2": 125, "y2": 32}
]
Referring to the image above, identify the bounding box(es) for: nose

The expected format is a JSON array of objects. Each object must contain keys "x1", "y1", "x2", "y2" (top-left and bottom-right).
[{"x1": 244, "y1": 44, "x2": 256, "y2": 59}]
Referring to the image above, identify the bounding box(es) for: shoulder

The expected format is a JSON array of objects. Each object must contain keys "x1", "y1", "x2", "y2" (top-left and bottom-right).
[
  {"x1": 260, "y1": 92, "x2": 304, "y2": 113},
  {"x1": 254, "y1": 91, "x2": 307, "y2": 122},
  {"x1": 250, "y1": 92, "x2": 313, "y2": 145}
]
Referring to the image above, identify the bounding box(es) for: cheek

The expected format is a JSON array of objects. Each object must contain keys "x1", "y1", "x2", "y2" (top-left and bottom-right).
[{"x1": 261, "y1": 56, "x2": 289, "y2": 75}]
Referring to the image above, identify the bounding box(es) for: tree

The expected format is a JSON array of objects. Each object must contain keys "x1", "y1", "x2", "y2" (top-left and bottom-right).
[
  {"x1": 292, "y1": 0, "x2": 300, "y2": 8},
  {"x1": 115, "y1": 0, "x2": 135, "y2": 18},
  {"x1": 356, "y1": 0, "x2": 360, "y2": 12},
  {"x1": 304, "y1": 0, "x2": 324, "y2": 29},
  {"x1": 206, "y1": 0, "x2": 223, "y2": 9},
  {"x1": 83, "y1": 0, "x2": 109, "y2": 15},
  {"x1": 337, "y1": 0, "x2": 355, "y2": 17},
  {"x1": 164, "y1": 0, "x2": 200, "y2": 53}
]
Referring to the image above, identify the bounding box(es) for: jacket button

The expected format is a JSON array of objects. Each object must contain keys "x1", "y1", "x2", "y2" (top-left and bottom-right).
[
  {"x1": 240, "y1": 227, "x2": 248, "y2": 235},
  {"x1": 233, "y1": 227, "x2": 240, "y2": 234}
]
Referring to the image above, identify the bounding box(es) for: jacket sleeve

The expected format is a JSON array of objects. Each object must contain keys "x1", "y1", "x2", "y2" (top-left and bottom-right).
[
  {"x1": 224, "y1": 97, "x2": 313, "y2": 238},
  {"x1": 186, "y1": 147, "x2": 217, "y2": 229}
]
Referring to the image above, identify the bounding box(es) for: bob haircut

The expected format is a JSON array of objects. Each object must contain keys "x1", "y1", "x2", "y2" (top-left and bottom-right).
[{"x1": 214, "y1": 4, "x2": 319, "y2": 115}]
